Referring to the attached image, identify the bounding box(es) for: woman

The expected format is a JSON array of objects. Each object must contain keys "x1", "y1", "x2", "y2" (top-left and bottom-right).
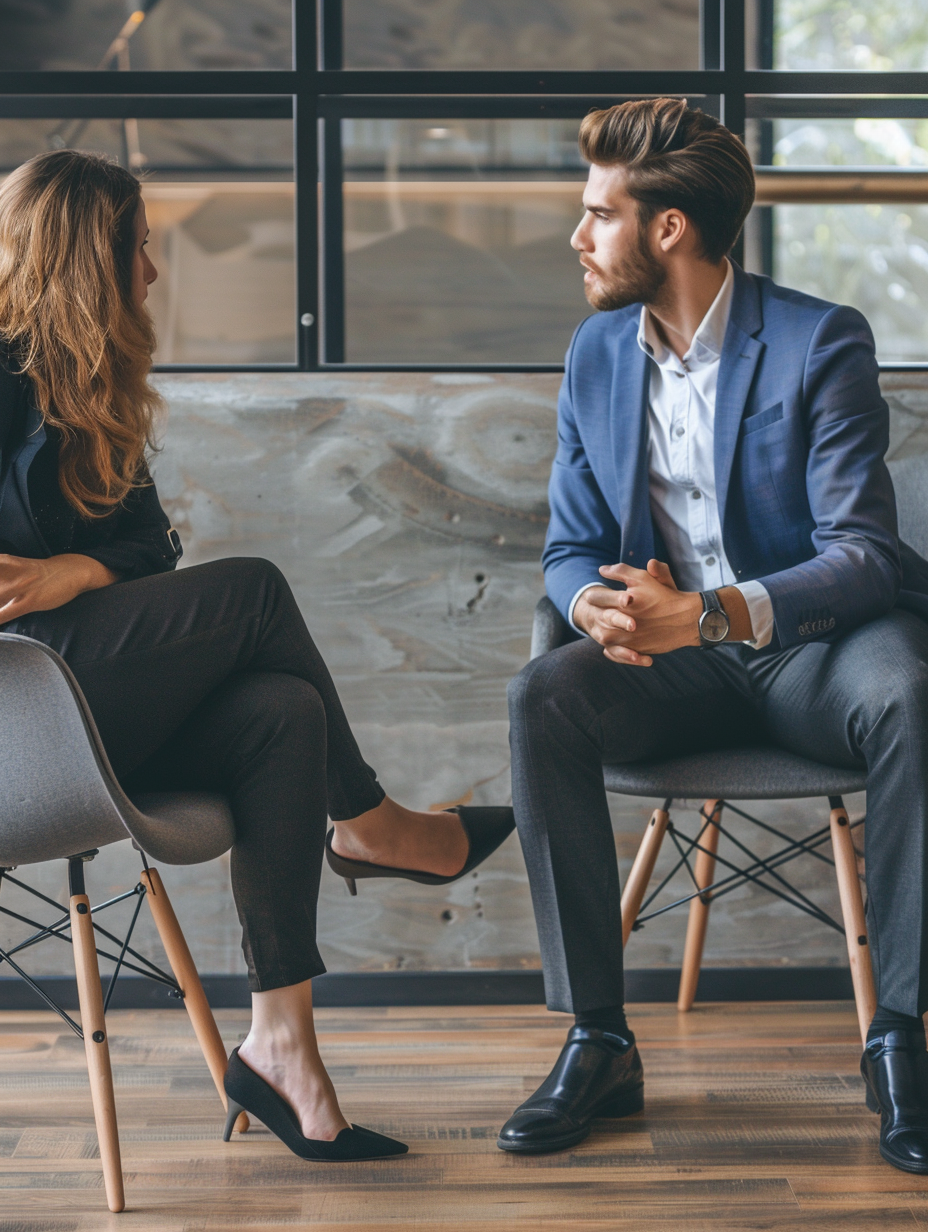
[{"x1": 0, "y1": 150, "x2": 513, "y2": 1161}]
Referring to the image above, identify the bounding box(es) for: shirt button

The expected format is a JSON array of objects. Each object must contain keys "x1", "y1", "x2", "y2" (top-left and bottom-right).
[
  {"x1": 674, "y1": 425, "x2": 685, "y2": 437},
  {"x1": 691, "y1": 489, "x2": 702, "y2": 500},
  {"x1": 705, "y1": 556, "x2": 716, "y2": 566}
]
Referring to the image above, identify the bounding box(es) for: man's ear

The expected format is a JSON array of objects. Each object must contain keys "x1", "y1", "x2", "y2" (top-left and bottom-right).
[{"x1": 656, "y1": 208, "x2": 689, "y2": 254}]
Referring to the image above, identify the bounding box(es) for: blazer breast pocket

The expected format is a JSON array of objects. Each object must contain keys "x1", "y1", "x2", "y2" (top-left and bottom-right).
[{"x1": 742, "y1": 401, "x2": 784, "y2": 436}]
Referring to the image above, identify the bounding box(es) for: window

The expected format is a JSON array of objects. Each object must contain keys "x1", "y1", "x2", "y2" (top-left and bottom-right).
[
  {"x1": 0, "y1": 110, "x2": 294, "y2": 365},
  {"x1": 746, "y1": 0, "x2": 928, "y2": 364},
  {"x1": 1, "y1": 1, "x2": 927, "y2": 369}
]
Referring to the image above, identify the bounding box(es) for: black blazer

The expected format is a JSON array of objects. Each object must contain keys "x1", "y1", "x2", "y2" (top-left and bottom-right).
[{"x1": 0, "y1": 346, "x2": 182, "y2": 580}]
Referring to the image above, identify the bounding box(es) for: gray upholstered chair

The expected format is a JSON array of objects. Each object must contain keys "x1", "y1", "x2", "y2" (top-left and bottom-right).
[
  {"x1": 529, "y1": 455, "x2": 928, "y2": 1042},
  {"x1": 0, "y1": 633, "x2": 248, "y2": 1213}
]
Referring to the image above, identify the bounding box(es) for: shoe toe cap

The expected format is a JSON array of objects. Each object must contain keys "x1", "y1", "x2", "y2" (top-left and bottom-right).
[
  {"x1": 498, "y1": 1107, "x2": 570, "y2": 1146},
  {"x1": 886, "y1": 1128, "x2": 928, "y2": 1168}
]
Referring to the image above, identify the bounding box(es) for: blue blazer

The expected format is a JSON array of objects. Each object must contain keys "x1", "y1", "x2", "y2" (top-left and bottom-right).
[{"x1": 543, "y1": 264, "x2": 928, "y2": 651}]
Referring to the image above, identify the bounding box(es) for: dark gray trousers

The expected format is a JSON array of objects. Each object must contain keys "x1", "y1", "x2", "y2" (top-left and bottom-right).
[
  {"x1": 508, "y1": 609, "x2": 928, "y2": 1018},
  {"x1": 4, "y1": 557, "x2": 385, "y2": 992}
]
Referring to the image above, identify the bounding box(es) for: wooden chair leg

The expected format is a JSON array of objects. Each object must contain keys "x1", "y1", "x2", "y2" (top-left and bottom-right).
[
  {"x1": 621, "y1": 803, "x2": 671, "y2": 946},
  {"x1": 70, "y1": 891, "x2": 125, "y2": 1214},
  {"x1": 140, "y1": 868, "x2": 249, "y2": 1133},
  {"x1": 829, "y1": 797, "x2": 876, "y2": 1046},
  {"x1": 677, "y1": 800, "x2": 723, "y2": 1013}
]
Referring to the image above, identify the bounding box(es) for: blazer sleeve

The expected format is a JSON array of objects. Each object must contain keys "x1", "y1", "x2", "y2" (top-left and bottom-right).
[
  {"x1": 70, "y1": 467, "x2": 183, "y2": 581},
  {"x1": 757, "y1": 305, "x2": 901, "y2": 648},
  {"x1": 542, "y1": 323, "x2": 625, "y2": 621}
]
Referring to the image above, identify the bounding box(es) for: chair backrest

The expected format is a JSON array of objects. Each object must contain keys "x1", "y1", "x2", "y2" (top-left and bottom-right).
[
  {"x1": 0, "y1": 634, "x2": 134, "y2": 867},
  {"x1": 531, "y1": 595, "x2": 574, "y2": 659},
  {"x1": 889, "y1": 455, "x2": 928, "y2": 558}
]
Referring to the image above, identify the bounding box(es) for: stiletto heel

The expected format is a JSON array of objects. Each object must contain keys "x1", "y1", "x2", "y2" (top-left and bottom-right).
[
  {"x1": 223, "y1": 1099, "x2": 245, "y2": 1142},
  {"x1": 325, "y1": 806, "x2": 515, "y2": 889},
  {"x1": 345, "y1": 876, "x2": 357, "y2": 896},
  {"x1": 224, "y1": 1048, "x2": 408, "y2": 1161}
]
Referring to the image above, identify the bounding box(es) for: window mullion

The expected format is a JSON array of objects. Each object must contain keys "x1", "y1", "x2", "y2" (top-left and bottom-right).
[
  {"x1": 294, "y1": 0, "x2": 319, "y2": 369},
  {"x1": 320, "y1": 116, "x2": 345, "y2": 364}
]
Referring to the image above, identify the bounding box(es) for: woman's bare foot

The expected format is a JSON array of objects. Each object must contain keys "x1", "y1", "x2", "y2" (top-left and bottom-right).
[
  {"x1": 330, "y1": 796, "x2": 469, "y2": 878},
  {"x1": 239, "y1": 980, "x2": 349, "y2": 1141}
]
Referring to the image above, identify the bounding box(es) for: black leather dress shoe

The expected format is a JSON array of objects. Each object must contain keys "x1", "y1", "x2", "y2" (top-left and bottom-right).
[
  {"x1": 497, "y1": 1026, "x2": 644, "y2": 1154},
  {"x1": 861, "y1": 1029, "x2": 928, "y2": 1174}
]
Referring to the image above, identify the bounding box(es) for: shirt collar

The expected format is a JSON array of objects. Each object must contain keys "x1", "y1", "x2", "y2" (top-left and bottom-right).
[{"x1": 636, "y1": 258, "x2": 734, "y2": 371}]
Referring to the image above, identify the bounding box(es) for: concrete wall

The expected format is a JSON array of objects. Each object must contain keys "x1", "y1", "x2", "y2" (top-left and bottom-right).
[{"x1": 3, "y1": 370, "x2": 925, "y2": 981}]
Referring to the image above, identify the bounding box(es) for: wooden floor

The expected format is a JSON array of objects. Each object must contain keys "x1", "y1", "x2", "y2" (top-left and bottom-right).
[{"x1": 0, "y1": 1000, "x2": 925, "y2": 1230}]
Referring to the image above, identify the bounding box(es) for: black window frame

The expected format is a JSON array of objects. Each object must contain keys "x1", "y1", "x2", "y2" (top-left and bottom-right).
[{"x1": 1, "y1": 0, "x2": 927, "y2": 372}]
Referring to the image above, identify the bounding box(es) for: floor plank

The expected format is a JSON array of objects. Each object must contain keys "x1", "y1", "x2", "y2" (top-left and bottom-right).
[{"x1": 0, "y1": 1001, "x2": 926, "y2": 1228}]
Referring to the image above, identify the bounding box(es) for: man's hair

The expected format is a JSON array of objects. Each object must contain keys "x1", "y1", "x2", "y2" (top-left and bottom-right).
[{"x1": 578, "y1": 98, "x2": 755, "y2": 263}]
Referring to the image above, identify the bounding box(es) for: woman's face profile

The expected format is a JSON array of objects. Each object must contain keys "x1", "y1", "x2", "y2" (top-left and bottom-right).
[{"x1": 131, "y1": 200, "x2": 158, "y2": 307}]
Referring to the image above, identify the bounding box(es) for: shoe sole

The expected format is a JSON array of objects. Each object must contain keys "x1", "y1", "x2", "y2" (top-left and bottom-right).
[{"x1": 496, "y1": 1086, "x2": 644, "y2": 1155}]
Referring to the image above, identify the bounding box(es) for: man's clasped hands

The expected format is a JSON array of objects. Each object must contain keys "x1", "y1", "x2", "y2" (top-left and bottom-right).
[{"x1": 573, "y1": 560, "x2": 753, "y2": 665}]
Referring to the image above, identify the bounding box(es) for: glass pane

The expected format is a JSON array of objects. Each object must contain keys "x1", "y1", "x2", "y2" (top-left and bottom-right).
[
  {"x1": 343, "y1": 0, "x2": 699, "y2": 70},
  {"x1": 750, "y1": 1, "x2": 928, "y2": 71},
  {"x1": 0, "y1": 0, "x2": 292, "y2": 71},
  {"x1": 744, "y1": 117, "x2": 928, "y2": 361},
  {"x1": 760, "y1": 202, "x2": 928, "y2": 361},
  {"x1": 341, "y1": 118, "x2": 591, "y2": 362},
  {"x1": 0, "y1": 119, "x2": 296, "y2": 364},
  {"x1": 756, "y1": 117, "x2": 928, "y2": 169}
]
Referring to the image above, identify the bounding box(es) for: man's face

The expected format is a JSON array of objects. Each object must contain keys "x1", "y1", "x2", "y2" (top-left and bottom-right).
[{"x1": 571, "y1": 163, "x2": 666, "y2": 311}]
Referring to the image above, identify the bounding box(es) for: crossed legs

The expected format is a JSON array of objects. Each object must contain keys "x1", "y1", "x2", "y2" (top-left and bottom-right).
[{"x1": 5, "y1": 557, "x2": 463, "y2": 1139}]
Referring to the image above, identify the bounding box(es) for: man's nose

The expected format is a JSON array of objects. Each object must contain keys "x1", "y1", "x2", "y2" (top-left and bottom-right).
[{"x1": 570, "y1": 221, "x2": 587, "y2": 252}]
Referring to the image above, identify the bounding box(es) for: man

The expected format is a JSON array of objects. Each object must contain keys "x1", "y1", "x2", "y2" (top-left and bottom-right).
[{"x1": 501, "y1": 97, "x2": 928, "y2": 1173}]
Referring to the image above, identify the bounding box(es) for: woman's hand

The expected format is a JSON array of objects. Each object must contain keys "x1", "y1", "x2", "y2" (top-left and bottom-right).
[{"x1": 0, "y1": 553, "x2": 118, "y2": 623}]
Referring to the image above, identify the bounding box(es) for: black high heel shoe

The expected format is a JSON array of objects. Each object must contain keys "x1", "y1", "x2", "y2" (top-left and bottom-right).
[
  {"x1": 324, "y1": 805, "x2": 515, "y2": 895},
  {"x1": 223, "y1": 1048, "x2": 408, "y2": 1161}
]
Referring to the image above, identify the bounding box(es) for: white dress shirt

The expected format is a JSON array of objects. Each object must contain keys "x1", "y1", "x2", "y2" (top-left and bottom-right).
[{"x1": 567, "y1": 260, "x2": 774, "y2": 647}]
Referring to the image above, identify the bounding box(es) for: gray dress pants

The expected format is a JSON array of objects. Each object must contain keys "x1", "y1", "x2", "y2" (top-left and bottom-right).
[{"x1": 508, "y1": 608, "x2": 928, "y2": 1018}]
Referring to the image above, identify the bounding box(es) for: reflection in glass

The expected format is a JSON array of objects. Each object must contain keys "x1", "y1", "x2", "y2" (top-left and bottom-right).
[
  {"x1": 0, "y1": 0, "x2": 291, "y2": 71},
  {"x1": 343, "y1": 0, "x2": 699, "y2": 70},
  {"x1": 755, "y1": 1, "x2": 928, "y2": 71},
  {"x1": 0, "y1": 120, "x2": 295, "y2": 364},
  {"x1": 342, "y1": 119, "x2": 592, "y2": 363}
]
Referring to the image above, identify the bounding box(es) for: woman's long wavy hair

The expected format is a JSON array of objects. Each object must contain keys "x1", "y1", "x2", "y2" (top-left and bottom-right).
[{"x1": 0, "y1": 150, "x2": 161, "y2": 517}]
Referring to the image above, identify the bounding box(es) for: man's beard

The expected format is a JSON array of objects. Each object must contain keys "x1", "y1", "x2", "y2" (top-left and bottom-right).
[{"x1": 584, "y1": 225, "x2": 666, "y2": 312}]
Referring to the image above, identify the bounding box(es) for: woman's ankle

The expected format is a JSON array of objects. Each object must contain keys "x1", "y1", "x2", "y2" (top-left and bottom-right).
[
  {"x1": 240, "y1": 1027, "x2": 310, "y2": 1060},
  {"x1": 338, "y1": 796, "x2": 405, "y2": 830}
]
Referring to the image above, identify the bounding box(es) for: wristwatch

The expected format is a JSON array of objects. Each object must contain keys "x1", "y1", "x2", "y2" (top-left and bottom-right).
[{"x1": 698, "y1": 589, "x2": 730, "y2": 647}]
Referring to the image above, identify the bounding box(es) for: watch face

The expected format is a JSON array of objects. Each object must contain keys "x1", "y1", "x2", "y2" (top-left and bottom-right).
[{"x1": 701, "y1": 609, "x2": 729, "y2": 642}]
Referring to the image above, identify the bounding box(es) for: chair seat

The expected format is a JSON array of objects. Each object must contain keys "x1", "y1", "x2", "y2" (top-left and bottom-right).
[
  {"x1": 603, "y1": 745, "x2": 867, "y2": 801},
  {"x1": 128, "y1": 793, "x2": 236, "y2": 866}
]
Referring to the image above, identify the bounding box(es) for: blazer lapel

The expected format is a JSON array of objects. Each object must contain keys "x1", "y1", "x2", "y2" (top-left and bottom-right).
[
  {"x1": 611, "y1": 320, "x2": 654, "y2": 564},
  {"x1": 714, "y1": 266, "x2": 765, "y2": 534}
]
